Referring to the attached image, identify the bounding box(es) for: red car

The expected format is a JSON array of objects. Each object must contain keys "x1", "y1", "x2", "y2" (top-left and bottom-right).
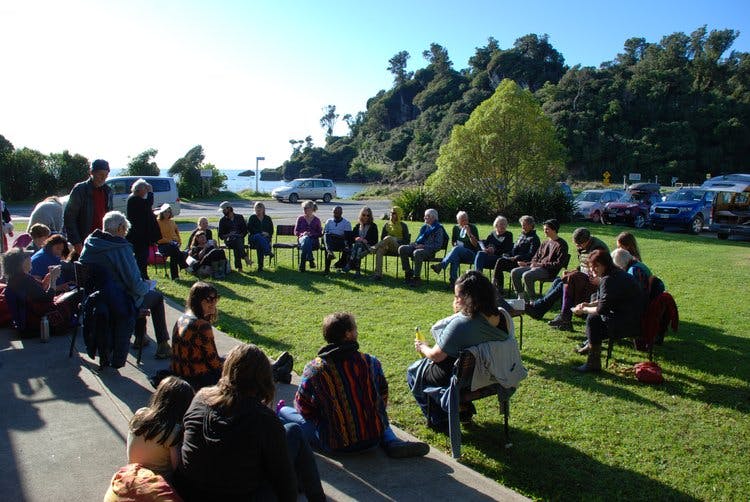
[{"x1": 602, "y1": 183, "x2": 662, "y2": 228}]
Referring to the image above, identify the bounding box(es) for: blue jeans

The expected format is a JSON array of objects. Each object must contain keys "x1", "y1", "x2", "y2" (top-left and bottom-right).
[
  {"x1": 248, "y1": 233, "x2": 271, "y2": 264},
  {"x1": 440, "y1": 246, "x2": 477, "y2": 281},
  {"x1": 298, "y1": 236, "x2": 318, "y2": 263},
  {"x1": 278, "y1": 406, "x2": 398, "y2": 453},
  {"x1": 474, "y1": 250, "x2": 501, "y2": 273},
  {"x1": 282, "y1": 422, "x2": 325, "y2": 501}
]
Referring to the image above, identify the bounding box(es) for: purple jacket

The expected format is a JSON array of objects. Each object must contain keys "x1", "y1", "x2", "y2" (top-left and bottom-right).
[{"x1": 294, "y1": 216, "x2": 322, "y2": 239}]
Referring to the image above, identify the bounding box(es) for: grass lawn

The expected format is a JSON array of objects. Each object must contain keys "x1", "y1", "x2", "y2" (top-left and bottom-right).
[{"x1": 158, "y1": 221, "x2": 750, "y2": 501}]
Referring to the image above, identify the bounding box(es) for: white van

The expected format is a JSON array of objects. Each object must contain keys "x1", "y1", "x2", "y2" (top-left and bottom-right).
[{"x1": 105, "y1": 176, "x2": 181, "y2": 216}]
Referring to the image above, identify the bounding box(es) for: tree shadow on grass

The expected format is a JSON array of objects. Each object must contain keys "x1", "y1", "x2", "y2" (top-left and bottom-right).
[{"x1": 459, "y1": 425, "x2": 697, "y2": 501}]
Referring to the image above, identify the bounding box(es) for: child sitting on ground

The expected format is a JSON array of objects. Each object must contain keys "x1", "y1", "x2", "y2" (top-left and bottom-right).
[{"x1": 278, "y1": 312, "x2": 429, "y2": 458}]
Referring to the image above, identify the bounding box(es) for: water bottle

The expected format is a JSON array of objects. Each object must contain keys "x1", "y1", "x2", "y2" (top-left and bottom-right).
[
  {"x1": 40, "y1": 316, "x2": 50, "y2": 343},
  {"x1": 414, "y1": 326, "x2": 425, "y2": 342}
]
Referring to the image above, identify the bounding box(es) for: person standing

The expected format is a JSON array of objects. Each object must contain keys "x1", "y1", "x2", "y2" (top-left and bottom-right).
[
  {"x1": 127, "y1": 179, "x2": 161, "y2": 279},
  {"x1": 217, "y1": 201, "x2": 251, "y2": 271},
  {"x1": 64, "y1": 159, "x2": 113, "y2": 255}
]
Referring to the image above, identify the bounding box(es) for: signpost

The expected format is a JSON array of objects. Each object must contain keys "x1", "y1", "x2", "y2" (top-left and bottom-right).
[
  {"x1": 255, "y1": 156, "x2": 265, "y2": 193},
  {"x1": 200, "y1": 169, "x2": 212, "y2": 197}
]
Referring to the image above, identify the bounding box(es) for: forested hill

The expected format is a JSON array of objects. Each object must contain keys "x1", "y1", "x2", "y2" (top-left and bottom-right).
[{"x1": 276, "y1": 27, "x2": 750, "y2": 186}]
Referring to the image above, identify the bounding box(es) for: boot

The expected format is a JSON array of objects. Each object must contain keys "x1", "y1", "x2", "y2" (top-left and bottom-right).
[{"x1": 575, "y1": 343, "x2": 601, "y2": 372}]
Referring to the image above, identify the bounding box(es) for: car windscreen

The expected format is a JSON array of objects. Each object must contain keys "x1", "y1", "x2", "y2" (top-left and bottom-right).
[
  {"x1": 576, "y1": 192, "x2": 602, "y2": 202},
  {"x1": 667, "y1": 190, "x2": 705, "y2": 202}
]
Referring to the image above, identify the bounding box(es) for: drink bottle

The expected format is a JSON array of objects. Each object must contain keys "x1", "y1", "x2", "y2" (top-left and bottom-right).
[
  {"x1": 414, "y1": 326, "x2": 425, "y2": 342},
  {"x1": 40, "y1": 316, "x2": 50, "y2": 343}
]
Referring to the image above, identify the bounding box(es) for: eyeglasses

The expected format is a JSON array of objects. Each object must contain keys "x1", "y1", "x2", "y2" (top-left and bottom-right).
[{"x1": 205, "y1": 295, "x2": 219, "y2": 302}]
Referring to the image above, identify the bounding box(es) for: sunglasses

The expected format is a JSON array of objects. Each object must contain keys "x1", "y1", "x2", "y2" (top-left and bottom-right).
[{"x1": 205, "y1": 295, "x2": 220, "y2": 302}]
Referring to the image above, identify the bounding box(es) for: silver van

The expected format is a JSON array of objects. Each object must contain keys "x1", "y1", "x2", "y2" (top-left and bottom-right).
[
  {"x1": 106, "y1": 176, "x2": 181, "y2": 215},
  {"x1": 271, "y1": 178, "x2": 337, "y2": 203}
]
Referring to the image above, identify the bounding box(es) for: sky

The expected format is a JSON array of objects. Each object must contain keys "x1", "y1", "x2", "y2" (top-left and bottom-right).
[{"x1": 1, "y1": 0, "x2": 749, "y2": 174}]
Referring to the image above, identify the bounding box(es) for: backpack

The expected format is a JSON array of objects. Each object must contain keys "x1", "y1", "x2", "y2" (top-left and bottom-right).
[{"x1": 634, "y1": 361, "x2": 664, "y2": 384}]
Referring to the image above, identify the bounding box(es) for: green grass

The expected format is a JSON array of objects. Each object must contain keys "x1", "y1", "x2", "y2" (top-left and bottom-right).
[{"x1": 156, "y1": 223, "x2": 750, "y2": 501}]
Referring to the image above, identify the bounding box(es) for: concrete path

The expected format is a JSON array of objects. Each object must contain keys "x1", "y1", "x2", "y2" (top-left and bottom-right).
[{"x1": 0, "y1": 297, "x2": 527, "y2": 502}]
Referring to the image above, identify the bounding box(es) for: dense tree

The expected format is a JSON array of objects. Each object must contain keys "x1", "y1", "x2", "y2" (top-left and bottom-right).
[
  {"x1": 429, "y1": 79, "x2": 565, "y2": 213},
  {"x1": 387, "y1": 51, "x2": 413, "y2": 86},
  {"x1": 168, "y1": 145, "x2": 225, "y2": 198},
  {"x1": 45, "y1": 150, "x2": 89, "y2": 192},
  {"x1": 122, "y1": 148, "x2": 160, "y2": 176}
]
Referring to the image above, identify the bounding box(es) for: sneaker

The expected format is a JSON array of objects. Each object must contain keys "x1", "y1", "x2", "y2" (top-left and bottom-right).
[
  {"x1": 275, "y1": 399, "x2": 286, "y2": 415},
  {"x1": 525, "y1": 303, "x2": 544, "y2": 320},
  {"x1": 430, "y1": 263, "x2": 442, "y2": 274},
  {"x1": 154, "y1": 341, "x2": 171, "y2": 360},
  {"x1": 369, "y1": 246, "x2": 378, "y2": 253},
  {"x1": 548, "y1": 314, "x2": 568, "y2": 327},
  {"x1": 385, "y1": 440, "x2": 430, "y2": 458}
]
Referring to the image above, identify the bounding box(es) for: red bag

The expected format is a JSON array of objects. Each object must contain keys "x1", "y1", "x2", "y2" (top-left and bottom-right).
[{"x1": 634, "y1": 361, "x2": 664, "y2": 384}]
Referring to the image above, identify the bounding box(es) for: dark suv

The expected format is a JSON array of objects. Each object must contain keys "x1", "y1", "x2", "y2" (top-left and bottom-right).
[{"x1": 602, "y1": 183, "x2": 662, "y2": 228}]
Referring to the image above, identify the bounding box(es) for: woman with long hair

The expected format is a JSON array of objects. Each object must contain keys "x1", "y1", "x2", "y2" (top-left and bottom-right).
[
  {"x1": 170, "y1": 282, "x2": 224, "y2": 390},
  {"x1": 616, "y1": 231, "x2": 642, "y2": 261},
  {"x1": 127, "y1": 376, "x2": 195, "y2": 478},
  {"x1": 186, "y1": 231, "x2": 227, "y2": 279},
  {"x1": 247, "y1": 201, "x2": 274, "y2": 272},
  {"x1": 341, "y1": 206, "x2": 378, "y2": 275},
  {"x1": 177, "y1": 344, "x2": 325, "y2": 501}
]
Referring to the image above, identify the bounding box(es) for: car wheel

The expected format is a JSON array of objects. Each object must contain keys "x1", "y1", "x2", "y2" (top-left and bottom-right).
[
  {"x1": 600, "y1": 214, "x2": 609, "y2": 225},
  {"x1": 651, "y1": 223, "x2": 663, "y2": 231},
  {"x1": 718, "y1": 233, "x2": 729, "y2": 240},
  {"x1": 592, "y1": 211, "x2": 602, "y2": 224},
  {"x1": 322, "y1": 193, "x2": 332, "y2": 203},
  {"x1": 633, "y1": 214, "x2": 646, "y2": 229},
  {"x1": 288, "y1": 193, "x2": 299, "y2": 204},
  {"x1": 690, "y1": 215, "x2": 704, "y2": 235}
]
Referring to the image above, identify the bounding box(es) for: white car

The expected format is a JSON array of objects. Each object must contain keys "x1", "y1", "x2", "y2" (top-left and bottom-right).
[
  {"x1": 271, "y1": 178, "x2": 337, "y2": 204},
  {"x1": 573, "y1": 189, "x2": 624, "y2": 222},
  {"x1": 107, "y1": 176, "x2": 181, "y2": 215}
]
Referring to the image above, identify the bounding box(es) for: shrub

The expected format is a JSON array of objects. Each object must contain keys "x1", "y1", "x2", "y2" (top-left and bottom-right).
[{"x1": 505, "y1": 187, "x2": 575, "y2": 222}]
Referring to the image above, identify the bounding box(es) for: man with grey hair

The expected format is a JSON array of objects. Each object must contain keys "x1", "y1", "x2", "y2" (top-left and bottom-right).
[
  {"x1": 126, "y1": 179, "x2": 160, "y2": 279},
  {"x1": 398, "y1": 208, "x2": 445, "y2": 287},
  {"x1": 79, "y1": 211, "x2": 171, "y2": 364}
]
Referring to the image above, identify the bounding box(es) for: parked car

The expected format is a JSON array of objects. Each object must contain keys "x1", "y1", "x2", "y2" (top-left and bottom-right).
[
  {"x1": 602, "y1": 183, "x2": 662, "y2": 228},
  {"x1": 573, "y1": 189, "x2": 625, "y2": 223},
  {"x1": 709, "y1": 180, "x2": 750, "y2": 240},
  {"x1": 106, "y1": 176, "x2": 181, "y2": 215},
  {"x1": 649, "y1": 188, "x2": 714, "y2": 234},
  {"x1": 271, "y1": 178, "x2": 337, "y2": 203}
]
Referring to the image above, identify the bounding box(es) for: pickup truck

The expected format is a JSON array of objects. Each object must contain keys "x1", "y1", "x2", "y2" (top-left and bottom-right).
[{"x1": 709, "y1": 181, "x2": 750, "y2": 240}]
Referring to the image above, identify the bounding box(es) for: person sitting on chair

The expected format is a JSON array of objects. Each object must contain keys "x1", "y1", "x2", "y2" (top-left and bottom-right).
[
  {"x1": 322, "y1": 205, "x2": 351, "y2": 273},
  {"x1": 473, "y1": 215, "x2": 514, "y2": 275},
  {"x1": 186, "y1": 217, "x2": 213, "y2": 250},
  {"x1": 80, "y1": 211, "x2": 171, "y2": 361},
  {"x1": 218, "y1": 201, "x2": 251, "y2": 271},
  {"x1": 571, "y1": 250, "x2": 645, "y2": 373},
  {"x1": 398, "y1": 208, "x2": 445, "y2": 287},
  {"x1": 525, "y1": 227, "x2": 608, "y2": 331},
  {"x1": 277, "y1": 312, "x2": 429, "y2": 458},
  {"x1": 186, "y1": 231, "x2": 227, "y2": 279},
  {"x1": 370, "y1": 206, "x2": 409, "y2": 281},
  {"x1": 247, "y1": 202, "x2": 274, "y2": 272},
  {"x1": 341, "y1": 207, "x2": 378, "y2": 275},
  {"x1": 25, "y1": 223, "x2": 52, "y2": 253},
  {"x1": 430, "y1": 211, "x2": 480, "y2": 288},
  {"x1": 155, "y1": 204, "x2": 187, "y2": 280},
  {"x1": 30, "y1": 234, "x2": 74, "y2": 288},
  {"x1": 509, "y1": 219, "x2": 568, "y2": 300},
  {"x1": 294, "y1": 200, "x2": 322, "y2": 272},
  {"x1": 491, "y1": 215, "x2": 540, "y2": 295}
]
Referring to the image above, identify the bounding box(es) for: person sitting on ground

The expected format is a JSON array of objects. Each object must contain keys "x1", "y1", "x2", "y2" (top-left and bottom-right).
[
  {"x1": 616, "y1": 231, "x2": 642, "y2": 262},
  {"x1": 64, "y1": 159, "x2": 113, "y2": 255},
  {"x1": 399, "y1": 208, "x2": 445, "y2": 287},
  {"x1": 156, "y1": 204, "x2": 187, "y2": 280},
  {"x1": 294, "y1": 200, "x2": 322, "y2": 272},
  {"x1": 27, "y1": 196, "x2": 64, "y2": 234},
  {"x1": 278, "y1": 312, "x2": 429, "y2": 458},
  {"x1": 322, "y1": 205, "x2": 351, "y2": 273},
  {"x1": 127, "y1": 376, "x2": 195, "y2": 480},
  {"x1": 341, "y1": 206, "x2": 378, "y2": 275},
  {"x1": 407, "y1": 271, "x2": 509, "y2": 426},
  {"x1": 473, "y1": 215, "x2": 514, "y2": 274},
  {"x1": 571, "y1": 250, "x2": 645, "y2": 373},
  {"x1": 218, "y1": 201, "x2": 251, "y2": 271},
  {"x1": 3, "y1": 247, "x2": 80, "y2": 335},
  {"x1": 79, "y1": 211, "x2": 172, "y2": 360},
  {"x1": 25, "y1": 223, "x2": 52, "y2": 253},
  {"x1": 246, "y1": 201, "x2": 274, "y2": 272},
  {"x1": 30, "y1": 234, "x2": 74, "y2": 288},
  {"x1": 177, "y1": 343, "x2": 326, "y2": 502},
  {"x1": 491, "y1": 215, "x2": 540, "y2": 295},
  {"x1": 526, "y1": 227, "x2": 609, "y2": 331},
  {"x1": 186, "y1": 217, "x2": 213, "y2": 250},
  {"x1": 170, "y1": 282, "x2": 224, "y2": 390},
  {"x1": 370, "y1": 206, "x2": 410, "y2": 281},
  {"x1": 510, "y1": 219, "x2": 569, "y2": 300},
  {"x1": 431, "y1": 211, "x2": 480, "y2": 287},
  {"x1": 186, "y1": 231, "x2": 227, "y2": 279}
]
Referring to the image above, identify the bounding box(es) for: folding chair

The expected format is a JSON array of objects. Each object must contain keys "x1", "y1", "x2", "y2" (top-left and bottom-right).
[{"x1": 272, "y1": 225, "x2": 299, "y2": 267}]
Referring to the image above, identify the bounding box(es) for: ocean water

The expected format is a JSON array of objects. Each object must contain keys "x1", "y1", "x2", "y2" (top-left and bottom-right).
[{"x1": 112, "y1": 169, "x2": 366, "y2": 199}]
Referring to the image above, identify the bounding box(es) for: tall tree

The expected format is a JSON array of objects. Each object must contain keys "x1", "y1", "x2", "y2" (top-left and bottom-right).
[
  {"x1": 429, "y1": 79, "x2": 565, "y2": 212},
  {"x1": 45, "y1": 150, "x2": 89, "y2": 192},
  {"x1": 122, "y1": 148, "x2": 160, "y2": 176},
  {"x1": 168, "y1": 145, "x2": 206, "y2": 198},
  {"x1": 422, "y1": 43, "x2": 452, "y2": 74},
  {"x1": 320, "y1": 105, "x2": 339, "y2": 137},
  {"x1": 387, "y1": 51, "x2": 413, "y2": 86}
]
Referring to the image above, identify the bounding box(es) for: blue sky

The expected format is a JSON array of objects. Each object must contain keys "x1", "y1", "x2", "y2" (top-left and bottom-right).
[{"x1": 1, "y1": 0, "x2": 748, "y2": 175}]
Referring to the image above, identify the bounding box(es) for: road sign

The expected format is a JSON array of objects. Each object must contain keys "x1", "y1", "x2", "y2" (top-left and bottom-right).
[{"x1": 628, "y1": 173, "x2": 641, "y2": 181}]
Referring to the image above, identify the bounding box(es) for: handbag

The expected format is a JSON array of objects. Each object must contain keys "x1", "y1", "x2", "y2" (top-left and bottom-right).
[{"x1": 634, "y1": 361, "x2": 664, "y2": 384}]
